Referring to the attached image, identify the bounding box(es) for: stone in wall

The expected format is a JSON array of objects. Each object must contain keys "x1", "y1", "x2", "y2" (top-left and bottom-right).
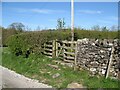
[{"x1": 77, "y1": 39, "x2": 119, "y2": 79}]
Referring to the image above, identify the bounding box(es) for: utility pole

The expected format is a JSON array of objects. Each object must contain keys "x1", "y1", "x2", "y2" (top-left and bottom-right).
[
  {"x1": 71, "y1": 0, "x2": 76, "y2": 71},
  {"x1": 71, "y1": 0, "x2": 74, "y2": 41}
]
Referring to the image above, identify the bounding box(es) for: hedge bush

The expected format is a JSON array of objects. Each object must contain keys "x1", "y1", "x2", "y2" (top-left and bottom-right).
[
  {"x1": 7, "y1": 29, "x2": 118, "y2": 57},
  {"x1": 7, "y1": 30, "x2": 72, "y2": 57}
]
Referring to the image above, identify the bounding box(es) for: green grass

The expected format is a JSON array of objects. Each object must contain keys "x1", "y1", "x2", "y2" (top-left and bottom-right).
[{"x1": 2, "y1": 47, "x2": 120, "y2": 89}]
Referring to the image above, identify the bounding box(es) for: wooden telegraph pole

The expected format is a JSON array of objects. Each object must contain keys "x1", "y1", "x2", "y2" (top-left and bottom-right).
[
  {"x1": 71, "y1": 0, "x2": 74, "y2": 42},
  {"x1": 71, "y1": 0, "x2": 77, "y2": 70}
]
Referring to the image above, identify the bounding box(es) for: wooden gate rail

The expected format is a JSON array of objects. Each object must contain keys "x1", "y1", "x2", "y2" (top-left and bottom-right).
[
  {"x1": 62, "y1": 41, "x2": 77, "y2": 64},
  {"x1": 42, "y1": 40, "x2": 53, "y2": 58}
]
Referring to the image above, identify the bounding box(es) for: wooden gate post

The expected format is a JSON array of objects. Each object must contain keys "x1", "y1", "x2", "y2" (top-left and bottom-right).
[
  {"x1": 105, "y1": 46, "x2": 115, "y2": 78},
  {"x1": 52, "y1": 40, "x2": 56, "y2": 58},
  {"x1": 43, "y1": 42, "x2": 46, "y2": 54},
  {"x1": 74, "y1": 42, "x2": 78, "y2": 71},
  {"x1": 55, "y1": 39, "x2": 58, "y2": 57},
  {"x1": 63, "y1": 42, "x2": 66, "y2": 61}
]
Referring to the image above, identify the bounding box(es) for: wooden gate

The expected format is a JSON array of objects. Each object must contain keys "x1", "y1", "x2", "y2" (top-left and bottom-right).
[
  {"x1": 42, "y1": 40, "x2": 78, "y2": 63},
  {"x1": 42, "y1": 40, "x2": 78, "y2": 70}
]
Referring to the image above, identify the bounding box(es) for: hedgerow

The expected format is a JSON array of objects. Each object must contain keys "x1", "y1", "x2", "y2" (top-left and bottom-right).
[
  {"x1": 7, "y1": 30, "x2": 71, "y2": 57},
  {"x1": 7, "y1": 29, "x2": 118, "y2": 57}
]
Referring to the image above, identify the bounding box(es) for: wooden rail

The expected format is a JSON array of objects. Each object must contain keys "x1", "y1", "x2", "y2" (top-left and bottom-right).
[
  {"x1": 42, "y1": 40, "x2": 53, "y2": 58},
  {"x1": 62, "y1": 40, "x2": 77, "y2": 70},
  {"x1": 42, "y1": 40, "x2": 77, "y2": 64}
]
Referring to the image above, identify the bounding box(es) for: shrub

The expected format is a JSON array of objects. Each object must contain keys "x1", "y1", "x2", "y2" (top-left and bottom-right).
[
  {"x1": 2, "y1": 28, "x2": 23, "y2": 47},
  {"x1": 7, "y1": 29, "x2": 118, "y2": 57},
  {"x1": 7, "y1": 30, "x2": 71, "y2": 57}
]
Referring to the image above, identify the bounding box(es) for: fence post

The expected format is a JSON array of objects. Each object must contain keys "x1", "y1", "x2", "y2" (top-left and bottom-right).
[
  {"x1": 43, "y1": 42, "x2": 46, "y2": 54},
  {"x1": 52, "y1": 40, "x2": 56, "y2": 58},
  {"x1": 63, "y1": 42, "x2": 66, "y2": 61},
  {"x1": 74, "y1": 42, "x2": 78, "y2": 71},
  {"x1": 105, "y1": 46, "x2": 115, "y2": 78},
  {"x1": 55, "y1": 39, "x2": 58, "y2": 57}
]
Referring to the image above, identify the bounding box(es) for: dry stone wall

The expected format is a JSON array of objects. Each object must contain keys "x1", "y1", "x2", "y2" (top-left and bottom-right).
[
  {"x1": 109, "y1": 46, "x2": 120, "y2": 79},
  {"x1": 76, "y1": 39, "x2": 120, "y2": 79}
]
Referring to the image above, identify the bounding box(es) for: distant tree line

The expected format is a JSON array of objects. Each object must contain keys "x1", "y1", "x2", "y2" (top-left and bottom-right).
[
  {"x1": 1, "y1": 20, "x2": 120, "y2": 47},
  {"x1": 91, "y1": 25, "x2": 118, "y2": 31}
]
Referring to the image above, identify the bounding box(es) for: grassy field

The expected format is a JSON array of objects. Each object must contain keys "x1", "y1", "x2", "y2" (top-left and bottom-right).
[{"x1": 2, "y1": 47, "x2": 120, "y2": 89}]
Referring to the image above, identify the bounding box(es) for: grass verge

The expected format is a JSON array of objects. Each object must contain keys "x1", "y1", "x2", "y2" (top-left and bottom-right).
[{"x1": 2, "y1": 47, "x2": 119, "y2": 89}]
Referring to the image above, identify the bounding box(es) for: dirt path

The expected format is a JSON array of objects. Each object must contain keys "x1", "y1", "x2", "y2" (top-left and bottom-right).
[{"x1": 0, "y1": 66, "x2": 52, "y2": 88}]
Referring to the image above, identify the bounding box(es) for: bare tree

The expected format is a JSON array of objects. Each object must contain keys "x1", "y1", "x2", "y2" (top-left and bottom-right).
[
  {"x1": 56, "y1": 18, "x2": 66, "y2": 30},
  {"x1": 36, "y1": 26, "x2": 41, "y2": 31},
  {"x1": 101, "y1": 26, "x2": 108, "y2": 31},
  {"x1": 111, "y1": 25, "x2": 118, "y2": 31},
  {"x1": 91, "y1": 25, "x2": 100, "y2": 31},
  {"x1": 8, "y1": 22, "x2": 25, "y2": 32}
]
